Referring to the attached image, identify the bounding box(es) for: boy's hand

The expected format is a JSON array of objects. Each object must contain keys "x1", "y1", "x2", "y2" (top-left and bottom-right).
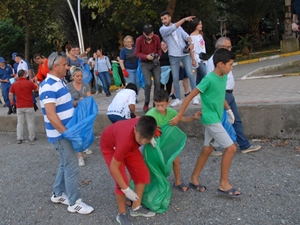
[
  {"x1": 150, "y1": 138, "x2": 157, "y2": 147},
  {"x1": 226, "y1": 109, "x2": 235, "y2": 124},
  {"x1": 121, "y1": 187, "x2": 139, "y2": 201},
  {"x1": 194, "y1": 111, "x2": 202, "y2": 120},
  {"x1": 169, "y1": 115, "x2": 180, "y2": 126},
  {"x1": 154, "y1": 126, "x2": 162, "y2": 138}
]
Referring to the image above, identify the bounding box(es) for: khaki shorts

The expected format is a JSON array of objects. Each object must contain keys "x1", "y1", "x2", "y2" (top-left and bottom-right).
[{"x1": 204, "y1": 123, "x2": 234, "y2": 148}]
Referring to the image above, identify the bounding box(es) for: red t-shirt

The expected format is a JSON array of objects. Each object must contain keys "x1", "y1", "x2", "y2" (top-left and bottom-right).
[
  {"x1": 134, "y1": 34, "x2": 162, "y2": 61},
  {"x1": 9, "y1": 78, "x2": 38, "y2": 108},
  {"x1": 101, "y1": 118, "x2": 140, "y2": 162}
]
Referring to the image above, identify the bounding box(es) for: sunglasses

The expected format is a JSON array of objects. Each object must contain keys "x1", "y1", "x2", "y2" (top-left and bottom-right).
[{"x1": 52, "y1": 52, "x2": 65, "y2": 67}]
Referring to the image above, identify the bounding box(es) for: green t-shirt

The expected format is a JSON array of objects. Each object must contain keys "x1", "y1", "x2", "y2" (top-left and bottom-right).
[
  {"x1": 146, "y1": 107, "x2": 178, "y2": 126},
  {"x1": 197, "y1": 71, "x2": 227, "y2": 125}
]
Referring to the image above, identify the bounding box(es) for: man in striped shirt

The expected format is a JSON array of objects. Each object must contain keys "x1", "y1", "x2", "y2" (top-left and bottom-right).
[{"x1": 39, "y1": 52, "x2": 94, "y2": 215}]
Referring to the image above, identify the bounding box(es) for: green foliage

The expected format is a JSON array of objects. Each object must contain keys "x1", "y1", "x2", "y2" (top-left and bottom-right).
[
  {"x1": 237, "y1": 35, "x2": 252, "y2": 49},
  {"x1": 0, "y1": 19, "x2": 24, "y2": 61}
]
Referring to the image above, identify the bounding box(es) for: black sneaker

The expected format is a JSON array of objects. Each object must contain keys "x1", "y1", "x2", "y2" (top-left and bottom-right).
[
  {"x1": 116, "y1": 213, "x2": 132, "y2": 225},
  {"x1": 17, "y1": 140, "x2": 22, "y2": 144},
  {"x1": 169, "y1": 94, "x2": 176, "y2": 99}
]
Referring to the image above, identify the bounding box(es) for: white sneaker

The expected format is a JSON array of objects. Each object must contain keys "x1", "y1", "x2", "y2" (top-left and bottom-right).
[
  {"x1": 192, "y1": 96, "x2": 200, "y2": 105},
  {"x1": 170, "y1": 99, "x2": 182, "y2": 107},
  {"x1": 67, "y1": 198, "x2": 94, "y2": 214},
  {"x1": 83, "y1": 149, "x2": 93, "y2": 154},
  {"x1": 78, "y1": 157, "x2": 85, "y2": 167},
  {"x1": 51, "y1": 192, "x2": 69, "y2": 205},
  {"x1": 94, "y1": 91, "x2": 99, "y2": 95}
]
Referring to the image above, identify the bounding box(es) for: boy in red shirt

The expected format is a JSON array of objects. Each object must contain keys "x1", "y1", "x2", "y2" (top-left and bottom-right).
[{"x1": 100, "y1": 116, "x2": 157, "y2": 225}]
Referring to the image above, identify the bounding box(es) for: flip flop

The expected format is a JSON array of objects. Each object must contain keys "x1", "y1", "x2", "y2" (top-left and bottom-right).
[
  {"x1": 188, "y1": 182, "x2": 207, "y2": 192},
  {"x1": 173, "y1": 182, "x2": 189, "y2": 192},
  {"x1": 217, "y1": 188, "x2": 242, "y2": 198},
  {"x1": 125, "y1": 197, "x2": 133, "y2": 207}
]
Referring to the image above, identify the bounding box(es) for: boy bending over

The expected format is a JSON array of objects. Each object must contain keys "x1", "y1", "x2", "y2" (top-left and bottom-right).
[
  {"x1": 146, "y1": 89, "x2": 201, "y2": 192},
  {"x1": 170, "y1": 48, "x2": 242, "y2": 197},
  {"x1": 100, "y1": 116, "x2": 157, "y2": 225}
]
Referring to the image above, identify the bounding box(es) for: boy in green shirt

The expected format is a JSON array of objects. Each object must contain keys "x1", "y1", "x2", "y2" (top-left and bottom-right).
[
  {"x1": 146, "y1": 89, "x2": 201, "y2": 192},
  {"x1": 170, "y1": 48, "x2": 242, "y2": 197}
]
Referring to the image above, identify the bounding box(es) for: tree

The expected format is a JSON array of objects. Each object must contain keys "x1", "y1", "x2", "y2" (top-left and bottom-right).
[
  {"x1": 0, "y1": 0, "x2": 59, "y2": 61},
  {"x1": 0, "y1": 19, "x2": 24, "y2": 61}
]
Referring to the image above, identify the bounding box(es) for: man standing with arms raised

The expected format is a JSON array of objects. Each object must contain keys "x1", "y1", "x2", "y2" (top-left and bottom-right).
[
  {"x1": 159, "y1": 11, "x2": 199, "y2": 106},
  {"x1": 39, "y1": 52, "x2": 94, "y2": 214}
]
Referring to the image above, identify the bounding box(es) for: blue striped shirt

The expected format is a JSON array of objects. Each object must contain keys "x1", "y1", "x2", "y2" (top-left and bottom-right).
[
  {"x1": 159, "y1": 24, "x2": 190, "y2": 57},
  {"x1": 39, "y1": 74, "x2": 74, "y2": 143}
]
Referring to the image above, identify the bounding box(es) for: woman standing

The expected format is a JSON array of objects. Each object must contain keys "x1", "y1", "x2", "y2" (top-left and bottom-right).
[
  {"x1": 88, "y1": 52, "x2": 103, "y2": 94},
  {"x1": 33, "y1": 53, "x2": 49, "y2": 83},
  {"x1": 119, "y1": 35, "x2": 140, "y2": 94},
  {"x1": 159, "y1": 40, "x2": 173, "y2": 95},
  {"x1": 190, "y1": 18, "x2": 207, "y2": 85},
  {"x1": 94, "y1": 49, "x2": 112, "y2": 97},
  {"x1": 66, "y1": 46, "x2": 81, "y2": 83},
  {"x1": 66, "y1": 66, "x2": 93, "y2": 167}
]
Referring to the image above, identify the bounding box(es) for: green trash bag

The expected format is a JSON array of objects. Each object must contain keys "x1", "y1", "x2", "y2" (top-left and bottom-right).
[
  {"x1": 130, "y1": 124, "x2": 187, "y2": 213},
  {"x1": 112, "y1": 62, "x2": 122, "y2": 87}
]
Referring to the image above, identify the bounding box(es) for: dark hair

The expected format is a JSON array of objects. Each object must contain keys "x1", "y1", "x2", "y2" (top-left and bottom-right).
[
  {"x1": 33, "y1": 53, "x2": 45, "y2": 59},
  {"x1": 191, "y1": 18, "x2": 202, "y2": 33},
  {"x1": 125, "y1": 83, "x2": 138, "y2": 95},
  {"x1": 68, "y1": 45, "x2": 77, "y2": 52},
  {"x1": 213, "y1": 48, "x2": 236, "y2": 67},
  {"x1": 154, "y1": 89, "x2": 169, "y2": 102},
  {"x1": 15, "y1": 54, "x2": 23, "y2": 58},
  {"x1": 136, "y1": 116, "x2": 157, "y2": 140},
  {"x1": 17, "y1": 69, "x2": 26, "y2": 78},
  {"x1": 160, "y1": 11, "x2": 170, "y2": 17}
]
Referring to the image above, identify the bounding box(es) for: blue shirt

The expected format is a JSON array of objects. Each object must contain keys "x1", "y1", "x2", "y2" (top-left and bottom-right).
[
  {"x1": 0, "y1": 64, "x2": 13, "y2": 87},
  {"x1": 94, "y1": 56, "x2": 111, "y2": 73},
  {"x1": 120, "y1": 47, "x2": 138, "y2": 69},
  {"x1": 159, "y1": 24, "x2": 190, "y2": 57},
  {"x1": 39, "y1": 74, "x2": 74, "y2": 143}
]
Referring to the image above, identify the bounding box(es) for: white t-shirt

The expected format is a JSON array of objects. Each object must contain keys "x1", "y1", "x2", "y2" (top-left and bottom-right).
[
  {"x1": 88, "y1": 57, "x2": 95, "y2": 69},
  {"x1": 191, "y1": 34, "x2": 207, "y2": 69},
  {"x1": 206, "y1": 55, "x2": 235, "y2": 90},
  {"x1": 17, "y1": 60, "x2": 29, "y2": 77},
  {"x1": 106, "y1": 89, "x2": 136, "y2": 119}
]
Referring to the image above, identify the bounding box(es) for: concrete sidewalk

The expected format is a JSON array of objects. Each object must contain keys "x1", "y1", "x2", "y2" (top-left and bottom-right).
[{"x1": 1, "y1": 54, "x2": 300, "y2": 138}]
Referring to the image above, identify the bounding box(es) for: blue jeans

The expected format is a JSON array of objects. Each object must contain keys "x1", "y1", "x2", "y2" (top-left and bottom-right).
[
  {"x1": 125, "y1": 68, "x2": 140, "y2": 94},
  {"x1": 225, "y1": 92, "x2": 251, "y2": 150},
  {"x1": 50, "y1": 138, "x2": 81, "y2": 205},
  {"x1": 1, "y1": 84, "x2": 11, "y2": 106},
  {"x1": 169, "y1": 55, "x2": 196, "y2": 100},
  {"x1": 196, "y1": 61, "x2": 207, "y2": 85},
  {"x1": 98, "y1": 71, "x2": 111, "y2": 94},
  {"x1": 108, "y1": 114, "x2": 126, "y2": 123}
]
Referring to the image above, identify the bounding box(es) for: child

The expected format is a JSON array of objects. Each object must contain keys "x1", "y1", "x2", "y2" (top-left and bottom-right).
[
  {"x1": 106, "y1": 83, "x2": 138, "y2": 123},
  {"x1": 170, "y1": 48, "x2": 242, "y2": 197},
  {"x1": 146, "y1": 89, "x2": 201, "y2": 192},
  {"x1": 100, "y1": 116, "x2": 157, "y2": 224}
]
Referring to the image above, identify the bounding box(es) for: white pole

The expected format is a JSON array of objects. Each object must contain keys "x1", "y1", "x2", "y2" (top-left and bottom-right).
[
  {"x1": 67, "y1": 0, "x2": 82, "y2": 51},
  {"x1": 78, "y1": 0, "x2": 85, "y2": 53}
]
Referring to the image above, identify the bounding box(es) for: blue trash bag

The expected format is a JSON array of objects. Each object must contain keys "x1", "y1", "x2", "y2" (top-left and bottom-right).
[
  {"x1": 222, "y1": 108, "x2": 237, "y2": 142},
  {"x1": 137, "y1": 59, "x2": 145, "y2": 89},
  {"x1": 62, "y1": 97, "x2": 98, "y2": 152},
  {"x1": 82, "y1": 63, "x2": 93, "y2": 83},
  {"x1": 160, "y1": 66, "x2": 171, "y2": 85}
]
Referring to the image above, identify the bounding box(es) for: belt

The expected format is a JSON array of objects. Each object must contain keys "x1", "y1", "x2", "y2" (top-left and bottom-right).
[
  {"x1": 226, "y1": 90, "x2": 233, "y2": 93},
  {"x1": 141, "y1": 61, "x2": 153, "y2": 63}
]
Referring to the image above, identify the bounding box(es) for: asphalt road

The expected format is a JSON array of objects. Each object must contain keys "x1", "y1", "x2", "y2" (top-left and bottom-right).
[{"x1": 0, "y1": 132, "x2": 299, "y2": 225}]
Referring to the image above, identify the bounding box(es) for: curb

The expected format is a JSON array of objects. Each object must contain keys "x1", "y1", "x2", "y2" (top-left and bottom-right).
[{"x1": 233, "y1": 51, "x2": 300, "y2": 67}]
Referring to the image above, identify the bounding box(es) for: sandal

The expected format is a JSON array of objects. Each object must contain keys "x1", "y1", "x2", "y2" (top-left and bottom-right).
[
  {"x1": 189, "y1": 182, "x2": 207, "y2": 192},
  {"x1": 173, "y1": 182, "x2": 189, "y2": 192},
  {"x1": 217, "y1": 188, "x2": 242, "y2": 198}
]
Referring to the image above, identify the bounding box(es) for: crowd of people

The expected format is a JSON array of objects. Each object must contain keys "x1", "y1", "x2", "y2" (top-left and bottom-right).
[{"x1": 0, "y1": 11, "x2": 263, "y2": 225}]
